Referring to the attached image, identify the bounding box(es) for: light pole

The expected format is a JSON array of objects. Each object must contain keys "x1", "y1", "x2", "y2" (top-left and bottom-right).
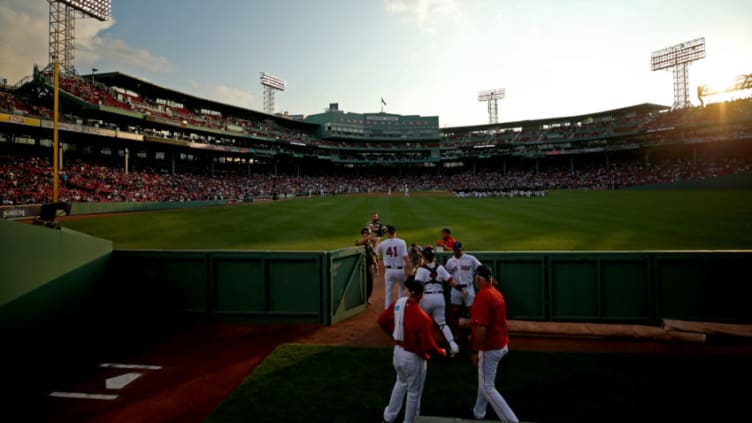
[{"x1": 91, "y1": 67, "x2": 97, "y2": 102}]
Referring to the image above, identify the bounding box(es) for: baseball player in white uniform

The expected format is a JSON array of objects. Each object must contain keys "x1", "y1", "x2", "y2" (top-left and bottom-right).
[
  {"x1": 376, "y1": 225, "x2": 410, "y2": 310},
  {"x1": 414, "y1": 246, "x2": 460, "y2": 357},
  {"x1": 444, "y1": 241, "x2": 482, "y2": 339}
]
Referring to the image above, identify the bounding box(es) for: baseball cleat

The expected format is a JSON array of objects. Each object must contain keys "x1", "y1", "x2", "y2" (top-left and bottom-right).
[{"x1": 463, "y1": 409, "x2": 485, "y2": 420}]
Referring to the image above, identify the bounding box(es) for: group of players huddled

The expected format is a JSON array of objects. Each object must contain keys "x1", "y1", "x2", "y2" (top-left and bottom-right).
[{"x1": 357, "y1": 212, "x2": 518, "y2": 423}]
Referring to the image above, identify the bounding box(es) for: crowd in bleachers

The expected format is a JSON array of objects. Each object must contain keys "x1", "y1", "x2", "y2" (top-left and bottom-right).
[
  {"x1": 0, "y1": 91, "x2": 52, "y2": 119},
  {"x1": 9, "y1": 72, "x2": 752, "y2": 157},
  {"x1": 41, "y1": 73, "x2": 315, "y2": 146},
  {"x1": 2, "y1": 74, "x2": 750, "y2": 207},
  {"x1": 449, "y1": 157, "x2": 751, "y2": 192},
  {"x1": 643, "y1": 99, "x2": 752, "y2": 131},
  {"x1": 442, "y1": 114, "x2": 655, "y2": 148},
  {"x1": 2, "y1": 154, "x2": 750, "y2": 206}
]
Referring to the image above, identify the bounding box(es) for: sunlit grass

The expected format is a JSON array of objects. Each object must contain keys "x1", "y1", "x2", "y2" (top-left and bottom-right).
[{"x1": 62, "y1": 189, "x2": 752, "y2": 251}]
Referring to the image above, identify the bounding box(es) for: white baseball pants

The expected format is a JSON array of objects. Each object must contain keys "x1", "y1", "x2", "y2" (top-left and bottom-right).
[
  {"x1": 383, "y1": 345, "x2": 427, "y2": 423},
  {"x1": 473, "y1": 346, "x2": 518, "y2": 422},
  {"x1": 384, "y1": 268, "x2": 406, "y2": 309},
  {"x1": 450, "y1": 286, "x2": 475, "y2": 307},
  {"x1": 419, "y1": 293, "x2": 455, "y2": 344}
]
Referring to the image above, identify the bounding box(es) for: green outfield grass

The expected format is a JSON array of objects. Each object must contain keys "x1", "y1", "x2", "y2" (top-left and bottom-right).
[
  {"x1": 205, "y1": 344, "x2": 751, "y2": 423},
  {"x1": 62, "y1": 189, "x2": 752, "y2": 251}
]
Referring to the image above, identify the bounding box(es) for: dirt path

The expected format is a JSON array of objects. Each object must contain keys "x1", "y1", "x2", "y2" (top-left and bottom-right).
[{"x1": 298, "y1": 266, "x2": 392, "y2": 348}]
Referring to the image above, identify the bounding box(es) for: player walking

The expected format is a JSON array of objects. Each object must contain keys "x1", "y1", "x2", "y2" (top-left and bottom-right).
[
  {"x1": 445, "y1": 241, "x2": 482, "y2": 340},
  {"x1": 469, "y1": 265, "x2": 519, "y2": 422},
  {"x1": 376, "y1": 225, "x2": 410, "y2": 309},
  {"x1": 378, "y1": 277, "x2": 446, "y2": 423},
  {"x1": 414, "y1": 246, "x2": 460, "y2": 357}
]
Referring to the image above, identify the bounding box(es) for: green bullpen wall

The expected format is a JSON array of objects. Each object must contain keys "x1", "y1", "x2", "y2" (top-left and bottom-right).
[
  {"x1": 0, "y1": 219, "x2": 113, "y2": 406},
  {"x1": 104, "y1": 247, "x2": 366, "y2": 326},
  {"x1": 104, "y1": 249, "x2": 752, "y2": 326},
  {"x1": 0, "y1": 219, "x2": 113, "y2": 332},
  {"x1": 452, "y1": 251, "x2": 752, "y2": 324}
]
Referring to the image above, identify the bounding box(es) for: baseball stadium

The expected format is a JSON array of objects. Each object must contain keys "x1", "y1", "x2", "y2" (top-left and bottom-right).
[{"x1": 2, "y1": 1, "x2": 752, "y2": 422}]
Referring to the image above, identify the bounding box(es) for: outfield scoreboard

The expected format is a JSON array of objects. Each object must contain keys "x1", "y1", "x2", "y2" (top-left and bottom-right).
[{"x1": 305, "y1": 110, "x2": 439, "y2": 141}]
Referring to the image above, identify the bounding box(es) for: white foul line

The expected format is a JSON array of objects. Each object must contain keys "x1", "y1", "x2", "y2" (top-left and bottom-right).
[
  {"x1": 99, "y1": 363, "x2": 162, "y2": 370},
  {"x1": 50, "y1": 392, "x2": 118, "y2": 400},
  {"x1": 105, "y1": 373, "x2": 142, "y2": 390}
]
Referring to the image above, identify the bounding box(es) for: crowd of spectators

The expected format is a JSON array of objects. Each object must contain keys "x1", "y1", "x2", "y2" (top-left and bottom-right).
[
  {"x1": 2, "y1": 154, "x2": 750, "y2": 206},
  {"x1": 8, "y1": 73, "x2": 752, "y2": 157},
  {"x1": 0, "y1": 91, "x2": 52, "y2": 119},
  {"x1": 42, "y1": 73, "x2": 315, "y2": 146},
  {"x1": 442, "y1": 100, "x2": 752, "y2": 149},
  {"x1": 2, "y1": 75, "x2": 750, "y2": 206},
  {"x1": 442, "y1": 113, "x2": 656, "y2": 148},
  {"x1": 448, "y1": 157, "x2": 751, "y2": 192}
]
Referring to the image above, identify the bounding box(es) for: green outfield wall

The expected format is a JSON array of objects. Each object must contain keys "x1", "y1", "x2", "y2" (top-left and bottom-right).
[
  {"x1": 0, "y1": 200, "x2": 231, "y2": 220},
  {"x1": 70, "y1": 199, "x2": 228, "y2": 215}
]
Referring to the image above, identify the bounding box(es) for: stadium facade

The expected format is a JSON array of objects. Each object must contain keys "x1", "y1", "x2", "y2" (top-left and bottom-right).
[
  {"x1": 304, "y1": 104, "x2": 439, "y2": 141},
  {"x1": 1, "y1": 67, "x2": 751, "y2": 188}
]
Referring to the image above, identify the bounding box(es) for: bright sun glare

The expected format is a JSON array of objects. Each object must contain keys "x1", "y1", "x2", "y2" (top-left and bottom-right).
[{"x1": 693, "y1": 61, "x2": 749, "y2": 104}]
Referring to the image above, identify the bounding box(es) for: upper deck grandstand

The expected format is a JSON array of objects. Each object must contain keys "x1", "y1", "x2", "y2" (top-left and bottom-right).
[{"x1": 1, "y1": 66, "x2": 751, "y2": 205}]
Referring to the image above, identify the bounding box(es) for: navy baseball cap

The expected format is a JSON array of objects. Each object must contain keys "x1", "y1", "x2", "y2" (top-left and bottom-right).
[
  {"x1": 405, "y1": 275, "x2": 424, "y2": 296},
  {"x1": 475, "y1": 264, "x2": 493, "y2": 280},
  {"x1": 387, "y1": 225, "x2": 396, "y2": 234},
  {"x1": 360, "y1": 227, "x2": 370, "y2": 235},
  {"x1": 453, "y1": 241, "x2": 463, "y2": 251}
]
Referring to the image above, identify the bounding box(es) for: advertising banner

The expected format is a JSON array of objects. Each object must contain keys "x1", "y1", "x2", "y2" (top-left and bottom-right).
[{"x1": 1, "y1": 205, "x2": 41, "y2": 220}]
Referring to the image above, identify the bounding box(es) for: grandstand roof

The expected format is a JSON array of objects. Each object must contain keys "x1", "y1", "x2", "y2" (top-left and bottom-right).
[
  {"x1": 442, "y1": 103, "x2": 669, "y2": 134},
  {"x1": 86, "y1": 71, "x2": 317, "y2": 130}
]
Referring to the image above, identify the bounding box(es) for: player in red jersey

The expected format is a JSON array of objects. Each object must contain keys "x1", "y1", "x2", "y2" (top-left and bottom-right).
[
  {"x1": 378, "y1": 276, "x2": 446, "y2": 423},
  {"x1": 435, "y1": 227, "x2": 456, "y2": 251},
  {"x1": 469, "y1": 265, "x2": 519, "y2": 422}
]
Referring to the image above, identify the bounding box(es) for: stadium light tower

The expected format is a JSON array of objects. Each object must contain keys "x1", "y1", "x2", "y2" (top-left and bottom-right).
[
  {"x1": 478, "y1": 88, "x2": 505, "y2": 124},
  {"x1": 47, "y1": 1, "x2": 111, "y2": 202},
  {"x1": 48, "y1": 0, "x2": 112, "y2": 73},
  {"x1": 260, "y1": 72, "x2": 286, "y2": 114},
  {"x1": 651, "y1": 37, "x2": 705, "y2": 109}
]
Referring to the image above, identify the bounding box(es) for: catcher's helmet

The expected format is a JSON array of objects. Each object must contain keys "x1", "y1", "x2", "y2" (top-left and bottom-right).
[{"x1": 422, "y1": 246, "x2": 435, "y2": 262}]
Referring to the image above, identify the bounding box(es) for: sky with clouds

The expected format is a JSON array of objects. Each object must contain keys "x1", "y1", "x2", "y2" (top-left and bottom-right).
[{"x1": 0, "y1": 0, "x2": 750, "y2": 126}]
